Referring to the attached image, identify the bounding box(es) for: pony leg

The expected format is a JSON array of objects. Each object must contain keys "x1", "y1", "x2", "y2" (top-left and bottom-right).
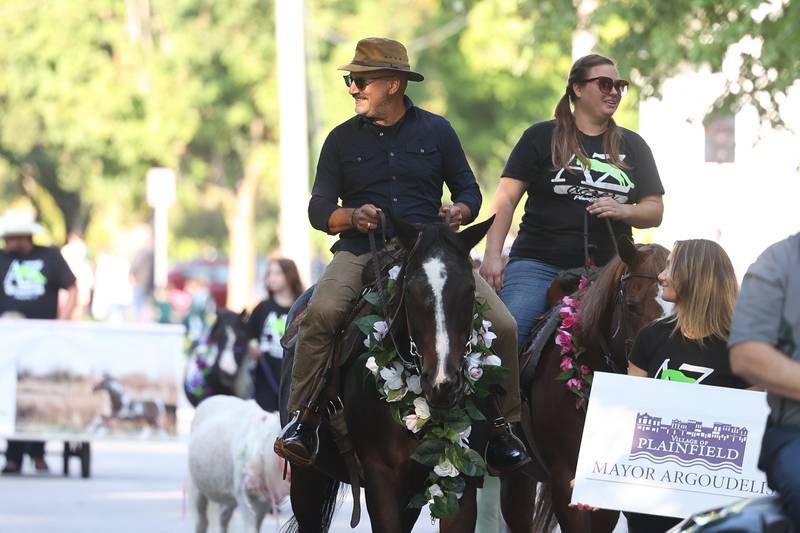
[
  {"x1": 289, "y1": 465, "x2": 340, "y2": 533},
  {"x1": 218, "y1": 502, "x2": 236, "y2": 533},
  {"x1": 439, "y1": 485, "x2": 477, "y2": 533},
  {"x1": 500, "y1": 470, "x2": 536, "y2": 532},
  {"x1": 189, "y1": 482, "x2": 209, "y2": 533}
]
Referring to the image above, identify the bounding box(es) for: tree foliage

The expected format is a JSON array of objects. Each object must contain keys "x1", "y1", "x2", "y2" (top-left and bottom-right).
[{"x1": 595, "y1": 0, "x2": 800, "y2": 126}]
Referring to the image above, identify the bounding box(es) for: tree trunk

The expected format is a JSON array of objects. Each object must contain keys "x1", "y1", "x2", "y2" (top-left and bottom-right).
[{"x1": 225, "y1": 120, "x2": 264, "y2": 311}]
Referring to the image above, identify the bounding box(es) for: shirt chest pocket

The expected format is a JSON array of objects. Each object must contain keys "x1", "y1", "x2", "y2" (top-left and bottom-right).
[
  {"x1": 341, "y1": 152, "x2": 376, "y2": 188},
  {"x1": 404, "y1": 141, "x2": 441, "y2": 179}
]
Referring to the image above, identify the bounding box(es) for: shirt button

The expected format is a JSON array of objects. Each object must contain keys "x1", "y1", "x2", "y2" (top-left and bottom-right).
[
  {"x1": 392, "y1": 176, "x2": 397, "y2": 181},
  {"x1": 393, "y1": 198, "x2": 398, "y2": 202},
  {"x1": 356, "y1": 156, "x2": 361, "y2": 162},
  {"x1": 420, "y1": 148, "x2": 425, "y2": 153},
  {"x1": 379, "y1": 132, "x2": 384, "y2": 137},
  {"x1": 389, "y1": 152, "x2": 394, "y2": 157}
]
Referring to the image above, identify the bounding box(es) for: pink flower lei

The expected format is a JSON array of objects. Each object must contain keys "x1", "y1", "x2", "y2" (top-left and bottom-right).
[{"x1": 555, "y1": 275, "x2": 593, "y2": 410}]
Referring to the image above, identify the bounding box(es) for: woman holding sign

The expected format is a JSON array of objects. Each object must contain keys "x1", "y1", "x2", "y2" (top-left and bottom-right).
[
  {"x1": 625, "y1": 239, "x2": 749, "y2": 531},
  {"x1": 572, "y1": 239, "x2": 750, "y2": 531}
]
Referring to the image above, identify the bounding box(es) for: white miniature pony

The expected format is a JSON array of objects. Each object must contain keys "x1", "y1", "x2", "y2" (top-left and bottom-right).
[{"x1": 189, "y1": 395, "x2": 289, "y2": 532}]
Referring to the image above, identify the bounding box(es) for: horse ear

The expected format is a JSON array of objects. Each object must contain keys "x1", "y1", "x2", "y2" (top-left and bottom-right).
[
  {"x1": 617, "y1": 234, "x2": 638, "y2": 266},
  {"x1": 389, "y1": 212, "x2": 420, "y2": 250},
  {"x1": 457, "y1": 216, "x2": 496, "y2": 253}
]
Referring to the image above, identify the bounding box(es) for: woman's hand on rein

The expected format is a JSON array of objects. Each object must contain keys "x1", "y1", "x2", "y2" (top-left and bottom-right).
[
  {"x1": 479, "y1": 253, "x2": 506, "y2": 294},
  {"x1": 586, "y1": 197, "x2": 630, "y2": 222},
  {"x1": 351, "y1": 204, "x2": 382, "y2": 233}
]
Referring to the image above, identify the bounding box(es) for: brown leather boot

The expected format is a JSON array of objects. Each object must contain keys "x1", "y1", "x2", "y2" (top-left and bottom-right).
[{"x1": 274, "y1": 407, "x2": 320, "y2": 466}]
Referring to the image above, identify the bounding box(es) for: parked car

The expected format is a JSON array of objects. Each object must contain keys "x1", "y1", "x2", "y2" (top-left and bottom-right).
[{"x1": 168, "y1": 260, "x2": 229, "y2": 309}]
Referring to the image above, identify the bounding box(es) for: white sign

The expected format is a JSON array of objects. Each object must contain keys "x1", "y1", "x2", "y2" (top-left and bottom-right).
[
  {"x1": 146, "y1": 167, "x2": 176, "y2": 208},
  {"x1": 572, "y1": 372, "x2": 771, "y2": 518},
  {"x1": 0, "y1": 319, "x2": 187, "y2": 440}
]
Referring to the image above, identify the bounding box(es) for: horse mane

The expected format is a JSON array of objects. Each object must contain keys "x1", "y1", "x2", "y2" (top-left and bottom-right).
[{"x1": 577, "y1": 256, "x2": 627, "y2": 348}]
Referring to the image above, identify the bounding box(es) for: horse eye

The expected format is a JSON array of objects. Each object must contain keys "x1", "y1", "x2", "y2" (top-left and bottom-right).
[{"x1": 626, "y1": 299, "x2": 641, "y2": 314}]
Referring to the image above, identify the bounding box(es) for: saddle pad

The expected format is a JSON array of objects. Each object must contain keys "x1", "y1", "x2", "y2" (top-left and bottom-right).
[{"x1": 519, "y1": 305, "x2": 563, "y2": 387}]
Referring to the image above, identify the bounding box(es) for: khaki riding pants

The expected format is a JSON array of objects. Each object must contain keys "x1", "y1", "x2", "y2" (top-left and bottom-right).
[{"x1": 288, "y1": 251, "x2": 521, "y2": 423}]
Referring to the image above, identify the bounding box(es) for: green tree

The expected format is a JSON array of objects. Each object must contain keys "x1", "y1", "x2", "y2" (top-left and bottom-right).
[{"x1": 594, "y1": 0, "x2": 800, "y2": 126}]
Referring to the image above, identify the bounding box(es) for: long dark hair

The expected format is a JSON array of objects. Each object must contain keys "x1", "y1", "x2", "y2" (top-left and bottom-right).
[
  {"x1": 551, "y1": 54, "x2": 628, "y2": 172},
  {"x1": 268, "y1": 258, "x2": 304, "y2": 301}
]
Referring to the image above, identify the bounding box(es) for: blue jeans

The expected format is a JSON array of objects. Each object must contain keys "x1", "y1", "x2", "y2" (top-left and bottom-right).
[
  {"x1": 499, "y1": 258, "x2": 561, "y2": 348},
  {"x1": 759, "y1": 424, "x2": 800, "y2": 528}
]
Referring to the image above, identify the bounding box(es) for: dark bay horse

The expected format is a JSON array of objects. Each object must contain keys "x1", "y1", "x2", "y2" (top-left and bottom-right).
[
  {"x1": 501, "y1": 237, "x2": 669, "y2": 533},
  {"x1": 279, "y1": 217, "x2": 495, "y2": 533},
  {"x1": 184, "y1": 309, "x2": 252, "y2": 407}
]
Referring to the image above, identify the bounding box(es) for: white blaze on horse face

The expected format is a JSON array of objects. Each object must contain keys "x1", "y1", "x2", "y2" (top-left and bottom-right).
[
  {"x1": 655, "y1": 285, "x2": 674, "y2": 317},
  {"x1": 422, "y1": 257, "x2": 450, "y2": 386},
  {"x1": 218, "y1": 326, "x2": 239, "y2": 374}
]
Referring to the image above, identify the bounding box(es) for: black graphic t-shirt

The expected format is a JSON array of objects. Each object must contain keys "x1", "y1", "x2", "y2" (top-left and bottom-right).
[
  {"x1": 246, "y1": 299, "x2": 291, "y2": 359},
  {"x1": 0, "y1": 245, "x2": 76, "y2": 319},
  {"x1": 629, "y1": 319, "x2": 749, "y2": 389},
  {"x1": 502, "y1": 120, "x2": 664, "y2": 268}
]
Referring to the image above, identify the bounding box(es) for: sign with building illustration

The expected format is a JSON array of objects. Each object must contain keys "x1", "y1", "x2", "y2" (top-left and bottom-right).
[{"x1": 571, "y1": 372, "x2": 771, "y2": 518}]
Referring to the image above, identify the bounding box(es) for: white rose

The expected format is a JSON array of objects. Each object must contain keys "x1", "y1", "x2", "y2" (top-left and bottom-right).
[
  {"x1": 363, "y1": 336, "x2": 371, "y2": 348},
  {"x1": 403, "y1": 414, "x2": 420, "y2": 433},
  {"x1": 406, "y1": 374, "x2": 422, "y2": 395},
  {"x1": 481, "y1": 319, "x2": 492, "y2": 333},
  {"x1": 372, "y1": 321, "x2": 389, "y2": 341},
  {"x1": 468, "y1": 366, "x2": 483, "y2": 381},
  {"x1": 365, "y1": 356, "x2": 379, "y2": 375},
  {"x1": 466, "y1": 352, "x2": 482, "y2": 370},
  {"x1": 483, "y1": 331, "x2": 497, "y2": 348},
  {"x1": 413, "y1": 397, "x2": 430, "y2": 419},
  {"x1": 483, "y1": 354, "x2": 502, "y2": 366},
  {"x1": 428, "y1": 483, "x2": 444, "y2": 498},
  {"x1": 459, "y1": 426, "x2": 472, "y2": 448},
  {"x1": 380, "y1": 365, "x2": 404, "y2": 390},
  {"x1": 388, "y1": 265, "x2": 401, "y2": 280},
  {"x1": 433, "y1": 459, "x2": 460, "y2": 478}
]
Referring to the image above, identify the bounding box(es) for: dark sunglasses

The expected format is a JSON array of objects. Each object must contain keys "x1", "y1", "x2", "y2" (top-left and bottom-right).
[
  {"x1": 343, "y1": 74, "x2": 393, "y2": 90},
  {"x1": 581, "y1": 76, "x2": 629, "y2": 96}
]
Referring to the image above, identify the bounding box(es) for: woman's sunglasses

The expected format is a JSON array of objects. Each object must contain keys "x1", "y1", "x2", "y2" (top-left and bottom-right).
[
  {"x1": 343, "y1": 74, "x2": 393, "y2": 91},
  {"x1": 581, "y1": 76, "x2": 630, "y2": 96}
]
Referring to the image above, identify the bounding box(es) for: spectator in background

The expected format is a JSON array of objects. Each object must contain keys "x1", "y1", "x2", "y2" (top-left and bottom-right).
[
  {"x1": 129, "y1": 241, "x2": 154, "y2": 322},
  {"x1": 0, "y1": 209, "x2": 77, "y2": 475},
  {"x1": 730, "y1": 232, "x2": 800, "y2": 529},
  {"x1": 246, "y1": 258, "x2": 304, "y2": 412},
  {"x1": 60, "y1": 231, "x2": 94, "y2": 320}
]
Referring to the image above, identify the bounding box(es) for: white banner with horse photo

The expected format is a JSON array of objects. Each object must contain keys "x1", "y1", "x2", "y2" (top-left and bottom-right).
[
  {"x1": 0, "y1": 319, "x2": 186, "y2": 440},
  {"x1": 571, "y1": 372, "x2": 772, "y2": 518}
]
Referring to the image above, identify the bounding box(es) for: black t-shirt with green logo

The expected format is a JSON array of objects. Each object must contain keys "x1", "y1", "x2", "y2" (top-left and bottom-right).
[
  {"x1": 629, "y1": 319, "x2": 749, "y2": 389},
  {"x1": 0, "y1": 245, "x2": 76, "y2": 319},
  {"x1": 246, "y1": 299, "x2": 290, "y2": 359},
  {"x1": 502, "y1": 120, "x2": 664, "y2": 268}
]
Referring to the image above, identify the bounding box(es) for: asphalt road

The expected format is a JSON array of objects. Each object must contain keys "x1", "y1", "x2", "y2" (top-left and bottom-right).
[{"x1": 0, "y1": 440, "x2": 627, "y2": 532}]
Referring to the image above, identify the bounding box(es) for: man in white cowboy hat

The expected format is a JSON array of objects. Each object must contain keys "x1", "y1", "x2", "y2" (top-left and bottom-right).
[
  {"x1": 274, "y1": 37, "x2": 529, "y2": 474},
  {"x1": 0, "y1": 209, "x2": 77, "y2": 475}
]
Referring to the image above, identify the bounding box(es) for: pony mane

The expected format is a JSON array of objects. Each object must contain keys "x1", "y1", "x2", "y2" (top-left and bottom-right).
[{"x1": 578, "y1": 257, "x2": 627, "y2": 347}]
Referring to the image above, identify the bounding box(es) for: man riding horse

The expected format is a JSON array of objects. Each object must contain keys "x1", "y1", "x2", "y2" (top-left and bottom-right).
[{"x1": 274, "y1": 37, "x2": 529, "y2": 475}]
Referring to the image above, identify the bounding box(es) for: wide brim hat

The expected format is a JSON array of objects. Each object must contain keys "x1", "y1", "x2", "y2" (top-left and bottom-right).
[
  {"x1": 0, "y1": 209, "x2": 44, "y2": 237},
  {"x1": 337, "y1": 37, "x2": 424, "y2": 82}
]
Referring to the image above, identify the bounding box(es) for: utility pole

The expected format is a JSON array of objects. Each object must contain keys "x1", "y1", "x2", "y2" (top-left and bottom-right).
[
  {"x1": 275, "y1": 0, "x2": 311, "y2": 285},
  {"x1": 146, "y1": 167, "x2": 176, "y2": 292}
]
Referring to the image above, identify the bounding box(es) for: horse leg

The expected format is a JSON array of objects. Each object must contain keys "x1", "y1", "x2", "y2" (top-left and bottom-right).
[
  {"x1": 439, "y1": 485, "x2": 477, "y2": 533},
  {"x1": 500, "y1": 470, "x2": 536, "y2": 532},
  {"x1": 290, "y1": 465, "x2": 340, "y2": 533},
  {"x1": 590, "y1": 509, "x2": 620, "y2": 533},
  {"x1": 189, "y1": 481, "x2": 209, "y2": 533},
  {"x1": 363, "y1": 466, "x2": 409, "y2": 533},
  {"x1": 218, "y1": 501, "x2": 236, "y2": 533},
  {"x1": 550, "y1": 468, "x2": 589, "y2": 533}
]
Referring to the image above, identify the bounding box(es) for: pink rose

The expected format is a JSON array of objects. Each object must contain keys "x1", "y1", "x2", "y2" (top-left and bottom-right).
[
  {"x1": 559, "y1": 306, "x2": 575, "y2": 319},
  {"x1": 560, "y1": 357, "x2": 573, "y2": 372},
  {"x1": 555, "y1": 329, "x2": 573, "y2": 349},
  {"x1": 562, "y1": 296, "x2": 576, "y2": 308},
  {"x1": 579, "y1": 275, "x2": 589, "y2": 290},
  {"x1": 566, "y1": 378, "x2": 583, "y2": 391},
  {"x1": 561, "y1": 315, "x2": 577, "y2": 329},
  {"x1": 580, "y1": 365, "x2": 591, "y2": 375}
]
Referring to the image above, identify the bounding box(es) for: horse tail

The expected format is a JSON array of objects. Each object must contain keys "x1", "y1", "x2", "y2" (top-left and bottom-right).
[
  {"x1": 280, "y1": 476, "x2": 341, "y2": 533},
  {"x1": 532, "y1": 481, "x2": 558, "y2": 533}
]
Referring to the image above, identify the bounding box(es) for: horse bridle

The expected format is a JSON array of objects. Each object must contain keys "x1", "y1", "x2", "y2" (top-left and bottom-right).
[
  {"x1": 599, "y1": 270, "x2": 660, "y2": 374},
  {"x1": 367, "y1": 210, "x2": 472, "y2": 373}
]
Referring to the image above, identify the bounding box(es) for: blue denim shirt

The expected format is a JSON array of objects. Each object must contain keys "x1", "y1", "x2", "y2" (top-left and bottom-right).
[{"x1": 308, "y1": 96, "x2": 482, "y2": 255}]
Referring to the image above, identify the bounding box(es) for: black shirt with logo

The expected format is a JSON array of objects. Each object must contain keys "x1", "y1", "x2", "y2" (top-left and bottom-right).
[
  {"x1": 502, "y1": 120, "x2": 664, "y2": 268},
  {"x1": 629, "y1": 319, "x2": 749, "y2": 389},
  {"x1": 246, "y1": 298, "x2": 291, "y2": 360},
  {"x1": 0, "y1": 245, "x2": 76, "y2": 319}
]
